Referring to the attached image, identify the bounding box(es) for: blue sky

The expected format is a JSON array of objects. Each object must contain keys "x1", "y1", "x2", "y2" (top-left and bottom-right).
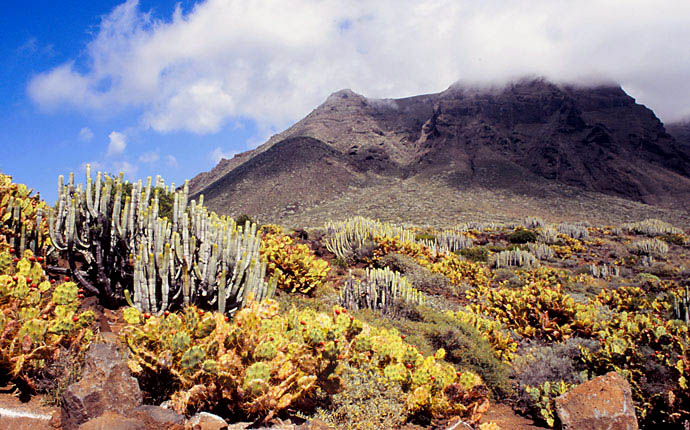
[{"x1": 2, "y1": 0, "x2": 690, "y2": 203}]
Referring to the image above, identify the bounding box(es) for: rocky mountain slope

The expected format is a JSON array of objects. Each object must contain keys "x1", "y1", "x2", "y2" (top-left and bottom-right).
[
  {"x1": 668, "y1": 121, "x2": 690, "y2": 149},
  {"x1": 189, "y1": 78, "x2": 690, "y2": 227}
]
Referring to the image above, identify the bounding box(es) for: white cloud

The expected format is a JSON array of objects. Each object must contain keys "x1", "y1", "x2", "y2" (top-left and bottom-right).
[
  {"x1": 78, "y1": 127, "x2": 94, "y2": 142},
  {"x1": 166, "y1": 154, "x2": 178, "y2": 167},
  {"x1": 210, "y1": 147, "x2": 236, "y2": 164},
  {"x1": 113, "y1": 161, "x2": 138, "y2": 178},
  {"x1": 138, "y1": 151, "x2": 159, "y2": 163},
  {"x1": 107, "y1": 131, "x2": 127, "y2": 156},
  {"x1": 27, "y1": 0, "x2": 690, "y2": 135}
]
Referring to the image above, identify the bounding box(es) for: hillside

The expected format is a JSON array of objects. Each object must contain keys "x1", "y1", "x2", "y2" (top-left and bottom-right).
[{"x1": 189, "y1": 78, "x2": 690, "y2": 227}]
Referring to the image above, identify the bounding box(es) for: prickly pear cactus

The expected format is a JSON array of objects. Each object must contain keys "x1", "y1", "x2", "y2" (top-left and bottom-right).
[
  {"x1": 0, "y1": 250, "x2": 95, "y2": 393},
  {"x1": 121, "y1": 299, "x2": 488, "y2": 421},
  {"x1": 180, "y1": 346, "x2": 206, "y2": 370}
]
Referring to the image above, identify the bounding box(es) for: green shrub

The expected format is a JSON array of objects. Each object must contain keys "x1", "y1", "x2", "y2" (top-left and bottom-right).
[
  {"x1": 234, "y1": 213, "x2": 257, "y2": 228},
  {"x1": 459, "y1": 247, "x2": 490, "y2": 262},
  {"x1": 508, "y1": 228, "x2": 538, "y2": 244},
  {"x1": 513, "y1": 338, "x2": 599, "y2": 425},
  {"x1": 356, "y1": 304, "x2": 511, "y2": 397},
  {"x1": 659, "y1": 233, "x2": 687, "y2": 246},
  {"x1": 415, "y1": 232, "x2": 436, "y2": 242},
  {"x1": 317, "y1": 363, "x2": 406, "y2": 430}
]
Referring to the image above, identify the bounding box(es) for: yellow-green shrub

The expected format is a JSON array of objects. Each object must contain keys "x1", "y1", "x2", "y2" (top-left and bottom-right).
[
  {"x1": 121, "y1": 299, "x2": 489, "y2": 422},
  {"x1": 260, "y1": 226, "x2": 330, "y2": 294}
]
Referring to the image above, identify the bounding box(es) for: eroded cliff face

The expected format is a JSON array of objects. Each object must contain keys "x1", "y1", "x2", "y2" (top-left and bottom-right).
[{"x1": 188, "y1": 78, "x2": 690, "y2": 224}]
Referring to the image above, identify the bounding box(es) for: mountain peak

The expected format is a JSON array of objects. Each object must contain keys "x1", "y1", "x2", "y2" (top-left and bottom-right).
[{"x1": 189, "y1": 78, "x2": 690, "y2": 225}]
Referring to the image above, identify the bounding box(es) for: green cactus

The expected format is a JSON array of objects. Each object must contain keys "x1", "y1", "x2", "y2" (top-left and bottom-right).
[
  {"x1": 170, "y1": 332, "x2": 191, "y2": 354},
  {"x1": 243, "y1": 362, "x2": 271, "y2": 396},
  {"x1": 255, "y1": 341, "x2": 278, "y2": 361},
  {"x1": 0, "y1": 252, "x2": 11, "y2": 273},
  {"x1": 180, "y1": 346, "x2": 205, "y2": 370},
  {"x1": 52, "y1": 282, "x2": 78, "y2": 305},
  {"x1": 123, "y1": 307, "x2": 142, "y2": 324},
  {"x1": 384, "y1": 363, "x2": 408, "y2": 383},
  {"x1": 305, "y1": 328, "x2": 325, "y2": 347},
  {"x1": 201, "y1": 359, "x2": 219, "y2": 375},
  {"x1": 354, "y1": 334, "x2": 372, "y2": 353},
  {"x1": 18, "y1": 319, "x2": 47, "y2": 343},
  {"x1": 195, "y1": 315, "x2": 217, "y2": 338}
]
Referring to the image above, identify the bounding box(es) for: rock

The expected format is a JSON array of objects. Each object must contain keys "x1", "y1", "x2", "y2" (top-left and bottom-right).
[
  {"x1": 0, "y1": 392, "x2": 57, "y2": 430},
  {"x1": 294, "y1": 418, "x2": 331, "y2": 429},
  {"x1": 187, "y1": 412, "x2": 228, "y2": 430},
  {"x1": 132, "y1": 405, "x2": 185, "y2": 428},
  {"x1": 78, "y1": 411, "x2": 144, "y2": 430},
  {"x1": 555, "y1": 371, "x2": 638, "y2": 430},
  {"x1": 61, "y1": 343, "x2": 143, "y2": 430}
]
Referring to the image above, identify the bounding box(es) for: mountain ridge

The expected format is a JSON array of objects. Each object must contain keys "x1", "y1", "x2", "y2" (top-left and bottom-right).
[{"x1": 189, "y1": 77, "x2": 690, "y2": 227}]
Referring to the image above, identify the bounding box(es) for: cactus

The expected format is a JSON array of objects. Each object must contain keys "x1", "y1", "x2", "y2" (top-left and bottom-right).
[
  {"x1": 170, "y1": 332, "x2": 191, "y2": 354},
  {"x1": 621, "y1": 218, "x2": 684, "y2": 236},
  {"x1": 0, "y1": 250, "x2": 94, "y2": 393},
  {"x1": 627, "y1": 239, "x2": 669, "y2": 258},
  {"x1": 324, "y1": 216, "x2": 416, "y2": 260},
  {"x1": 195, "y1": 315, "x2": 217, "y2": 338},
  {"x1": 47, "y1": 166, "x2": 275, "y2": 314},
  {"x1": 180, "y1": 346, "x2": 206, "y2": 370},
  {"x1": 492, "y1": 249, "x2": 537, "y2": 269},
  {"x1": 526, "y1": 242, "x2": 555, "y2": 260},
  {"x1": 556, "y1": 222, "x2": 590, "y2": 240},
  {"x1": 339, "y1": 267, "x2": 424, "y2": 315}
]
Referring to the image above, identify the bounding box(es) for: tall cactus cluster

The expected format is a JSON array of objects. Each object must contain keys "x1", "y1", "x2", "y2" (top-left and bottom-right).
[
  {"x1": 325, "y1": 216, "x2": 415, "y2": 260},
  {"x1": 673, "y1": 285, "x2": 690, "y2": 323},
  {"x1": 556, "y1": 222, "x2": 590, "y2": 240},
  {"x1": 492, "y1": 249, "x2": 538, "y2": 269},
  {"x1": 0, "y1": 173, "x2": 49, "y2": 257},
  {"x1": 340, "y1": 267, "x2": 424, "y2": 314},
  {"x1": 420, "y1": 229, "x2": 474, "y2": 254},
  {"x1": 621, "y1": 218, "x2": 684, "y2": 236},
  {"x1": 48, "y1": 166, "x2": 275, "y2": 314},
  {"x1": 588, "y1": 264, "x2": 620, "y2": 279}
]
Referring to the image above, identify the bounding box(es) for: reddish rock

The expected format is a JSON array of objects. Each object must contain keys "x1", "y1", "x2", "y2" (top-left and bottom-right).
[
  {"x1": 78, "y1": 411, "x2": 144, "y2": 430},
  {"x1": 132, "y1": 405, "x2": 185, "y2": 429},
  {"x1": 555, "y1": 371, "x2": 638, "y2": 430},
  {"x1": 61, "y1": 343, "x2": 143, "y2": 430},
  {"x1": 294, "y1": 418, "x2": 331, "y2": 429},
  {"x1": 0, "y1": 393, "x2": 57, "y2": 430},
  {"x1": 187, "y1": 412, "x2": 228, "y2": 430}
]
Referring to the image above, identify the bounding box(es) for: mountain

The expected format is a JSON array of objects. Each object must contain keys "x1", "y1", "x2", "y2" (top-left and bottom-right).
[
  {"x1": 668, "y1": 121, "x2": 690, "y2": 150},
  {"x1": 189, "y1": 78, "x2": 690, "y2": 227}
]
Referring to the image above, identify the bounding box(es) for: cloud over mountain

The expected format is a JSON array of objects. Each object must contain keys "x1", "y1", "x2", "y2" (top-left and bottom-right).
[{"x1": 28, "y1": 0, "x2": 690, "y2": 137}]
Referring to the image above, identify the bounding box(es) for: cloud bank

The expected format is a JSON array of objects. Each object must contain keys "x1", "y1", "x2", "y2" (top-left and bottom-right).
[{"x1": 28, "y1": 0, "x2": 690, "y2": 138}]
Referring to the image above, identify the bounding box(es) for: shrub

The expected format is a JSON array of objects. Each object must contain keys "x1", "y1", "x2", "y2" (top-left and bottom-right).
[
  {"x1": 317, "y1": 363, "x2": 406, "y2": 430},
  {"x1": 235, "y1": 213, "x2": 257, "y2": 228},
  {"x1": 508, "y1": 228, "x2": 537, "y2": 244},
  {"x1": 261, "y1": 227, "x2": 330, "y2": 295},
  {"x1": 122, "y1": 299, "x2": 489, "y2": 422},
  {"x1": 659, "y1": 233, "x2": 687, "y2": 246},
  {"x1": 379, "y1": 253, "x2": 454, "y2": 297},
  {"x1": 459, "y1": 246, "x2": 490, "y2": 262}
]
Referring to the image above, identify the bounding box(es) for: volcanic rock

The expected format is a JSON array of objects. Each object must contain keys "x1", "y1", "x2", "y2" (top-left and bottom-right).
[{"x1": 555, "y1": 371, "x2": 638, "y2": 430}]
